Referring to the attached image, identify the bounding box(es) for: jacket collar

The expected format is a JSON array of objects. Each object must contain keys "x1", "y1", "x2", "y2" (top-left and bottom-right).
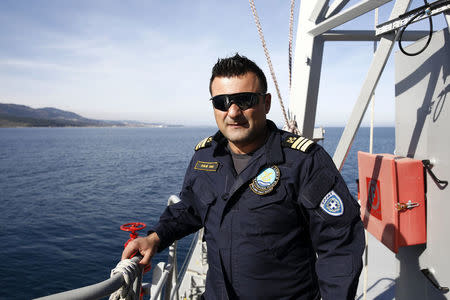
[{"x1": 211, "y1": 120, "x2": 285, "y2": 166}]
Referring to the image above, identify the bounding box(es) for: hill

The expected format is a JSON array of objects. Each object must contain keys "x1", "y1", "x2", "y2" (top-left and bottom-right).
[{"x1": 0, "y1": 103, "x2": 172, "y2": 128}]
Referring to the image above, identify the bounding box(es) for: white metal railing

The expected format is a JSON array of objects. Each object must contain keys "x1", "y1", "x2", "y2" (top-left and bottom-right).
[
  {"x1": 169, "y1": 231, "x2": 199, "y2": 300},
  {"x1": 34, "y1": 256, "x2": 143, "y2": 300},
  {"x1": 146, "y1": 195, "x2": 182, "y2": 300},
  {"x1": 150, "y1": 240, "x2": 178, "y2": 299},
  {"x1": 34, "y1": 195, "x2": 183, "y2": 300}
]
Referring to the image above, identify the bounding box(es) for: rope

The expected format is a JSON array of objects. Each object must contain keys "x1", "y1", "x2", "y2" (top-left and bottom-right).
[
  {"x1": 249, "y1": 0, "x2": 300, "y2": 134},
  {"x1": 109, "y1": 259, "x2": 142, "y2": 300},
  {"x1": 288, "y1": 0, "x2": 295, "y2": 90}
]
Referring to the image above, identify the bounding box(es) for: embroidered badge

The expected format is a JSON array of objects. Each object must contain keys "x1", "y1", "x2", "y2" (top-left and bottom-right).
[
  {"x1": 320, "y1": 190, "x2": 344, "y2": 216},
  {"x1": 194, "y1": 161, "x2": 219, "y2": 171},
  {"x1": 249, "y1": 166, "x2": 281, "y2": 195}
]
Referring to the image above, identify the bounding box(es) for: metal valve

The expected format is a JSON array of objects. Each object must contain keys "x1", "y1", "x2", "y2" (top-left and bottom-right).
[{"x1": 396, "y1": 200, "x2": 420, "y2": 211}]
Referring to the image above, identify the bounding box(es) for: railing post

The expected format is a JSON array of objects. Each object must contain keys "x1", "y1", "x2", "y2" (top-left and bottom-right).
[
  {"x1": 132, "y1": 267, "x2": 144, "y2": 300},
  {"x1": 164, "y1": 241, "x2": 178, "y2": 300},
  {"x1": 151, "y1": 262, "x2": 167, "y2": 300}
]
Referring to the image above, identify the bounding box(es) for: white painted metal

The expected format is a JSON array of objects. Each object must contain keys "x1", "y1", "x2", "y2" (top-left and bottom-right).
[
  {"x1": 33, "y1": 256, "x2": 142, "y2": 300},
  {"x1": 375, "y1": 3, "x2": 450, "y2": 36},
  {"x1": 163, "y1": 196, "x2": 180, "y2": 300},
  {"x1": 173, "y1": 229, "x2": 208, "y2": 300},
  {"x1": 394, "y1": 28, "x2": 450, "y2": 299},
  {"x1": 150, "y1": 261, "x2": 174, "y2": 300},
  {"x1": 325, "y1": 0, "x2": 351, "y2": 18},
  {"x1": 151, "y1": 262, "x2": 167, "y2": 300},
  {"x1": 313, "y1": 127, "x2": 325, "y2": 141},
  {"x1": 332, "y1": 0, "x2": 412, "y2": 170},
  {"x1": 33, "y1": 273, "x2": 124, "y2": 300},
  {"x1": 164, "y1": 241, "x2": 178, "y2": 300},
  {"x1": 322, "y1": 29, "x2": 428, "y2": 41},
  {"x1": 288, "y1": 0, "x2": 326, "y2": 138},
  {"x1": 308, "y1": 0, "x2": 392, "y2": 37},
  {"x1": 445, "y1": 10, "x2": 450, "y2": 30},
  {"x1": 309, "y1": 0, "x2": 330, "y2": 22}
]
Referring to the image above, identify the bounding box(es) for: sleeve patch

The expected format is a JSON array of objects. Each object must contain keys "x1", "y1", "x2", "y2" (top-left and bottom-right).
[{"x1": 320, "y1": 190, "x2": 344, "y2": 216}]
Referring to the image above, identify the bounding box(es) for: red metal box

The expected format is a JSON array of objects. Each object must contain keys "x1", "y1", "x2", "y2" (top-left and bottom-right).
[{"x1": 357, "y1": 152, "x2": 426, "y2": 253}]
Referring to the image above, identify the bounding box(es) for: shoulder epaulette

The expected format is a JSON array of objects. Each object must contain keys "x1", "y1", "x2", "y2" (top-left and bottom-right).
[
  {"x1": 195, "y1": 136, "x2": 213, "y2": 151},
  {"x1": 282, "y1": 135, "x2": 315, "y2": 152}
]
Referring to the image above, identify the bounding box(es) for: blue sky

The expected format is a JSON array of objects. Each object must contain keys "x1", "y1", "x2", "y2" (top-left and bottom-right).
[{"x1": 0, "y1": 0, "x2": 448, "y2": 126}]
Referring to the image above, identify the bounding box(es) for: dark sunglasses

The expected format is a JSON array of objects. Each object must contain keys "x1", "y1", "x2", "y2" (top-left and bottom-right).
[{"x1": 210, "y1": 92, "x2": 266, "y2": 111}]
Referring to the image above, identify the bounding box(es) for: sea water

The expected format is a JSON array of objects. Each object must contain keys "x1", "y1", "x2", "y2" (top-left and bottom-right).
[{"x1": 0, "y1": 126, "x2": 394, "y2": 299}]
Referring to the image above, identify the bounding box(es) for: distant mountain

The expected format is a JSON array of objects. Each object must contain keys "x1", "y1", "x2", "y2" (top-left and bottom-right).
[{"x1": 0, "y1": 103, "x2": 176, "y2": 128}]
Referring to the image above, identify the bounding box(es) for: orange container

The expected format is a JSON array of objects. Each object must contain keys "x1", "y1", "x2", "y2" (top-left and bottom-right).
[{"x1": 357, "y1": 152, "x2": 426, "y2": 253}]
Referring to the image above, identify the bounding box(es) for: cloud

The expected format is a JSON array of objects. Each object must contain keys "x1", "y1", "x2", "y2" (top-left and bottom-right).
[
  {"x1": 0, "y1": 16, "x2": 225, "y2": 124},
  {"x1": 5, "y1": 0, "x2": 433, "y2": 126}
]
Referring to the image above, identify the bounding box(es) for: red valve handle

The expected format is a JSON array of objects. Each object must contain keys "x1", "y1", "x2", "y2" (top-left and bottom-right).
[
  {"x1": 120, "y1": 222, "x2": 151, "y2": 274},
  {"x1": 120, "y1": 222, "x2": 147, "y2": 234},
  {"x1": 120, "y1": 222, "x2": 147, "y2": 248}
]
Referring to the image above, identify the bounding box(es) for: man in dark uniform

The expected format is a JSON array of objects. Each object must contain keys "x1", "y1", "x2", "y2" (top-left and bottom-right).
[{"x1": 122, "y1": 54, "x2": 365, "y2": 299}]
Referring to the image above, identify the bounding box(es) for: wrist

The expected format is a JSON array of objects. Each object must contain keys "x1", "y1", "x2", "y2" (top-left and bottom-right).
[{"x1": 147, "y1": 232, "x2": 161, "y2": 247}]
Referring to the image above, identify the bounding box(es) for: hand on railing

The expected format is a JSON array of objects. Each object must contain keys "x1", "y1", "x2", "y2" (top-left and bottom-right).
[
  {"x1": 109, "y1": 257, "x2": 141, "y2": 300},
  {"x1": 121, "y1": 232, "x2": 161, "y2": 268}
]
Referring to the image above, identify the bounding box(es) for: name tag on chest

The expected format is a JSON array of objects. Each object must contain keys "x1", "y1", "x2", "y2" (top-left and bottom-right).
[{"x1": 194, "y1": 161, "x2": 219, "y2": 172}]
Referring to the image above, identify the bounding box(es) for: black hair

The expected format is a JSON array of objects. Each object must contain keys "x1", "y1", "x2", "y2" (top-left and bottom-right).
[{"x1": 209, "y1": 53, "x2": 267, "y2": 94}]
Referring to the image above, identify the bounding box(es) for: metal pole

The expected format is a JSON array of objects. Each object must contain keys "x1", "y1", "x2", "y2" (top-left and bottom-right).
[
  {"x1": 308, "y1": 0, "x2": 392, "y2": 37},
  {"x1": 325, "y1": 0, "x2": 351, "y2": 19},
  {"x1": 321, "y1": 30, "x2": 429, "y2": 41},
  {"x1": 332, "y1": 0, "x2": 412, "y2": 170},
  {"x1": 34, "y1": 274, "x2": 124, "y2": 300},
  {"x1": 288, "y1": 0, "x2": 326, "y2": 138},
  {"x1": 445, "y1": 10, "x2": 450, "y2": 31}
]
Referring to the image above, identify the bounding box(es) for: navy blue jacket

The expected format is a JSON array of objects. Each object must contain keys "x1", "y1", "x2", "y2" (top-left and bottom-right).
[{"x1": 153, "y1": 120, "x2": 364, "y2": 299}]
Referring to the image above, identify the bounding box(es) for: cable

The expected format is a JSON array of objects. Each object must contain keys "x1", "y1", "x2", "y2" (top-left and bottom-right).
[{"x1": 398, "y1": 0, "x2": 433, "y2": 56}]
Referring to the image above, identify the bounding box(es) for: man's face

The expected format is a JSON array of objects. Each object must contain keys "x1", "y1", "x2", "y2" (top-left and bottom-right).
[{"x1": 211, "y1": 72, "x2": 271, "y2": 153}]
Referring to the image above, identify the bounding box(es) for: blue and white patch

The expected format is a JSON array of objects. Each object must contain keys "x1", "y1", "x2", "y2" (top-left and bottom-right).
[
  {"x1": 249, "y1": 166, "x2": 280, "y2": 195},
  {"x1": 320, "y1": 190, "x2": 344, "y2": 216}
]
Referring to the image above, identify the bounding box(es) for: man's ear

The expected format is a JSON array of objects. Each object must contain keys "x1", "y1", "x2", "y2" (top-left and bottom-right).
[{"x1": 264, "y1": 93, "x2": 271, "y2": 114}]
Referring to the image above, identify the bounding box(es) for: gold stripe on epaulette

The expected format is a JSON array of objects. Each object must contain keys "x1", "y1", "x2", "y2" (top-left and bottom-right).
[
  {"x1": 195, "y1": 138, "x2": 207, "y2": 151},
  {"x1": 290, "y1": 137, "x2": 304, "y2": 149},
  {"x1": 284, "y1": 135, "x2": 314, "y2": 152},
  {"x1": 296, "y1": 138, "x2": 309, "y2": 150},
  {"x1": 300, "y1": 139, "x2": 314, "y2": 152},
  {"x1": 195, "y1": 136, "x2": 213, "y2": 151}
]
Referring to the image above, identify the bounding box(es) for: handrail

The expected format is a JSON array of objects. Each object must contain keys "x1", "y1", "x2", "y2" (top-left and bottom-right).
[
  {"x1": 136, "y1": 195, "x2": 182, "y2": 299},
  {"x1": 176, "y1": 231, "x2": 199, "y2": 284},
  {"x1": 151, "y1": 242, "x2": 177, "y2": 299},
  {"x1": 34, "y1": 256, "x2": 141, "y2": 300},
  {"x1": 169, "y1": 231, "x2": 199, "y2": 300},
  {"x1": 33, "y1": 195, "x2": 183, "y2": 300}
]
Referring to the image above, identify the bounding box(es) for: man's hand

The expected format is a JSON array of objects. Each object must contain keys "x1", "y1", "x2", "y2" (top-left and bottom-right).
[{"x1": 121, "y1": 232, "x2": 161, "y2": 266}]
